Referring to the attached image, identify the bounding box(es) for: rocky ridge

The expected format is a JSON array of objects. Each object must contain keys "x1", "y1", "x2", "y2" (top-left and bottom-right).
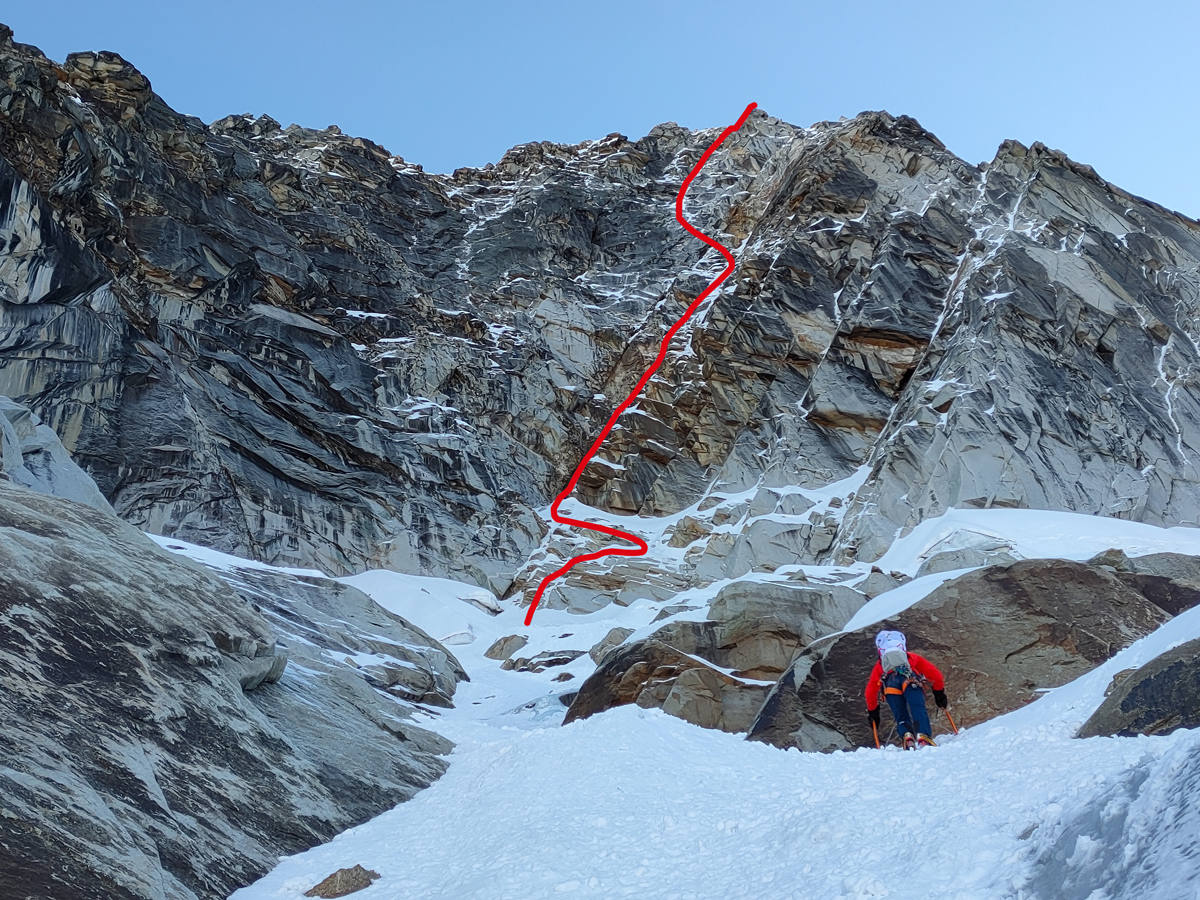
[{"x1": 4, "y1": 25, "x2": 1200, "y2": 621}]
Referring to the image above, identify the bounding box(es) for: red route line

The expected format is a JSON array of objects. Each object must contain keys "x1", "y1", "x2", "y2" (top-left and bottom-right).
[{"x1": 524, "y1": 102, "x2": 758, "y2": 626}]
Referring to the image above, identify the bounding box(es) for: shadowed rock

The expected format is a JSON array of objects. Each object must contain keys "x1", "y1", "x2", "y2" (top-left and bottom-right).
[
  {"x1": 1077, "y1": 637, "x2": 1200, "y2": 738},
  {"x1": 1088, "y1": 549, "x2": 1200, "y2": 616}
]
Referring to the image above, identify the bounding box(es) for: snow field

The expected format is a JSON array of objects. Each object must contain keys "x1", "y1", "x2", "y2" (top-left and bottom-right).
[
  {"x1": 208, "y1": 507, "x2": 1200, "y2": 899},
  {"x1": 233, "y1": 701, "x2": 1200, "y2": 900}
]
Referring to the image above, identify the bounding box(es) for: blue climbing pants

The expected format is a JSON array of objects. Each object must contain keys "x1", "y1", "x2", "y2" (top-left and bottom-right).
[{"x1": 883, "y1": 670, "x2": 932, "y2": 737}]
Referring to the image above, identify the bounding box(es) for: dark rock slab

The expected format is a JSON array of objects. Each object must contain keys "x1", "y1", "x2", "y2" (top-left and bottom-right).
[
  {"x1": 1077, "y1": 637, "x2": 1200, "y2": 738},
  {"x1": 501, "y1": 648, "x2": 585, "y2": 672}
]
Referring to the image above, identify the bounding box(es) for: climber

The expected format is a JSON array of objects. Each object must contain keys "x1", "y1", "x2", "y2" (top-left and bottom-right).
[{"x1": 865, "y1": 629, "x2": 947, "y2": 749}]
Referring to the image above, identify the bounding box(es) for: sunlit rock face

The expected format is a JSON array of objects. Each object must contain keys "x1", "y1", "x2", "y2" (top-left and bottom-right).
[{"x1": 3, "y1": 25, "x2": 1200, "y2": 614}]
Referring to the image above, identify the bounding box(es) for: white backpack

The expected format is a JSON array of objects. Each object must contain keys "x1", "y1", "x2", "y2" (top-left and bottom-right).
[{"x1": 876, "y1": 630, "x2": 911, "y2": 676}]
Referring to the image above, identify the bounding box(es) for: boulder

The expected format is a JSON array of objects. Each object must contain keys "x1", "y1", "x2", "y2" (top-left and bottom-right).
[
  {"x1": 305, "y1": 865, "x2": 381, "y2": 898},
  {"x1": 563, "y1": 640, "x2": 769, "y2": 733},
  {"x1": 912, "y1": 530, "x2": 1023, "y2": 579},
  {"x1": 1094, "y1": 550, "x2": 1200, "y2": 617},
  {"x1": 562, "y1": 579, "x2": 864, "y2": 734},
  {"x1": 484, "y1": 633, "x2": 529, "y2": 661},
  {"x1": 661, "y1": 581, "x2": 864, "y2": 679},
  {"x1": 914, "y1": 546, "x2": 1019, "y2": 578},
  {"x1": 1077, "y1": 637, "x2": 1200, "y2": 738},
  {"x1": 748, "y1": 559, "x2": 1172, "y2": 752},
  {"x1": 660, "y1": 666, "x2": 771, "y2": 732}
]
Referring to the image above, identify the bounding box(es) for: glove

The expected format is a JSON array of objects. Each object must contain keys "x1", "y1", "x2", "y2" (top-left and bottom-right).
[
  {"x1": 868, "y1": 707, "x2": 881, "y2": 727},
  {"x1": 933, "y1": 689, "x2": 948, "y2": 709}
]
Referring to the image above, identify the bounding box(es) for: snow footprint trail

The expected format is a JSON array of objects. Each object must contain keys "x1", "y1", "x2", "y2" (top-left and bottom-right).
[
  {"x1": 233, "y1": 705, "x2": 1200, "y2": 900},
  {"x1": 524, "y1": 102, "x2": 758, "y2": 625}
]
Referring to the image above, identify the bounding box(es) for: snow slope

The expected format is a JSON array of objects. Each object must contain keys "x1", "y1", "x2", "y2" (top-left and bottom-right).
[{"x1": 210, "y1": 508, "x2": 1200, "y2": 900}]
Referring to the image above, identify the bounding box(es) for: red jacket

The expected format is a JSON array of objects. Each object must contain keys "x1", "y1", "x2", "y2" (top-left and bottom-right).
[{"x1": 865, "y1": 652, "x2": 945, "y2": 711}]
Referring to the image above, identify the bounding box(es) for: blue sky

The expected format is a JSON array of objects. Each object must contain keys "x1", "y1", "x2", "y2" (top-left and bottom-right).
[{"x1": 5, "y1": 1, "x2": 1198, "y2": 216}]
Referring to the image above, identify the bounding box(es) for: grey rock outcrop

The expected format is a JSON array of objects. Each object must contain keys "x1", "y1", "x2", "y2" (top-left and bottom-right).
[
  {"x1": 914, "y1": 544, "x2": 1019, "y2": 578},
  {"x1": 0, "y1": 473, "x2": 460, "y2": 895},
  {"x1": 0, "y1": 395, "x2": 111, "y2": 510},
  {"x1": 1077, "y1": 636, "x2": 1200, "y2": 738},
  {"x1": 484, "y1": 633, "x2": 529, "y2": 661},
  {"x1": 856, "y1": 567, "x2": 909, "y2": 599},
  {"x1": 748, "y1": 559, "x2": 1183, "y2": 751},
  {"x1": 204, "y1": 561, "x2": 465, "y2": 707},
  {"x1": 588, "y1": 626, "x2": 635, "y2": 664}
]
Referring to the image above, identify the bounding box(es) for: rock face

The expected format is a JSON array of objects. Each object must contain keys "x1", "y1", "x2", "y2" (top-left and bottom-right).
[
  {"x1": 748, "y1": 560, "x2": 1184, "y2": 751},
  {"x1": 1077, "y1": 637, "x2": 1200, "y2": 738},
  {"x1": 4, "y1": 19, "x2": 1200, "y2": 892},
  {"x1": 0, "y1": 398, "x2": 462, "y2": 898},
  {"x1": 0, "y1": 394, "x2": 111, "y2": 510},
  {"x1": 3, "y1": 28, "x2": 1200, "y2": 615}
]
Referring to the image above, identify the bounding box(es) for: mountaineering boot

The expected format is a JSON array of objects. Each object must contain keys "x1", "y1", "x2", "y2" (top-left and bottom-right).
[
  {"x1": 917, "y1": 734, "x2": 937, "y2": 747},
  {"x1": 903, "y1": 733, "x2": 916, "y2": 751}
]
